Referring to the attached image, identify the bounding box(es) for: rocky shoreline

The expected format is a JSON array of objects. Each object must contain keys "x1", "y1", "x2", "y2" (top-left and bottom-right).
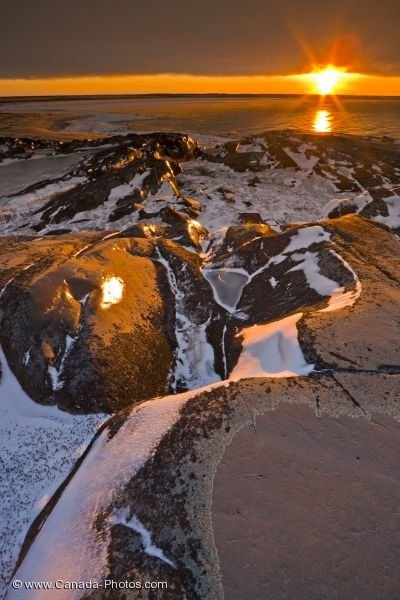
[{"x1": 1, "y1": 131, "x2": 400, "y2": 598}]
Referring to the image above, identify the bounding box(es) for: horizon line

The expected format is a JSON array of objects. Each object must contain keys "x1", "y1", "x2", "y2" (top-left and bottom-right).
[{"x1": 1, "y1": 92, "x2": 400, "y2": 101}]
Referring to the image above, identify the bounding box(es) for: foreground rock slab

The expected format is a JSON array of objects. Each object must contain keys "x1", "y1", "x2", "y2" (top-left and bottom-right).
[
  {"x1": 8, "y1": 374, "x2": 400, "y2": 600},
  {"x1": 213, "y1": 402, "x2": 400, "y2": 600}
]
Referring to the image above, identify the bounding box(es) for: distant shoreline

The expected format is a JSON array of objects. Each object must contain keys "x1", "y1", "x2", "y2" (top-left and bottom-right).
[{"x1": 1, "y1": 93, "x2": 400, "y2": 103}]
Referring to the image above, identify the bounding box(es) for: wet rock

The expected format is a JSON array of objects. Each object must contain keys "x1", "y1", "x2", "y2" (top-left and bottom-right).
[
  {"x1": 166, "y1": 220, "x2": 208, "y2": 250},
  {"x1": 0, "y1": 234, "x2": 174, "y2": 413},
  {"x1": 2, "y1": 133, "x2": 200, "y2": 232},
  {"x1": 108, "y1": 198, "x2": 142, "y2": 222},
  {"x1": 43, "y1": 228, "x2": 72, "y2": 235},
  {"x1": 326, "y1": 200, "x2": 359, "y2": 219},
  {"x1": 39, "y1": 154, "x2": 177, "y2": 227}
]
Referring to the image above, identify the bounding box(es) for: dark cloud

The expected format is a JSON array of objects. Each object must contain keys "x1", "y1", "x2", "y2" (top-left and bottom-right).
[{"x1": 1, "y1": 0, "x2": 399, "y2": 78}]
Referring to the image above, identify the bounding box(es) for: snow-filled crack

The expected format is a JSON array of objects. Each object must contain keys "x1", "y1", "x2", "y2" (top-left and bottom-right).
[
  {"x1": 109, "y1": 508, "x2": 175, "y2": 568},
  {"x1": 155, "y1": 248, "x2": 220, "y2": 391}
]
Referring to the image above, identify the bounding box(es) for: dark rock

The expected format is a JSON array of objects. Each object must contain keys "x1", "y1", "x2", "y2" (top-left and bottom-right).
[
  {"x1": 238, "y1": 212, "x2": 264, "y2": 224},
  {"x1": 327, "y1": 202, "x2": 358, "y2": 219},
  {"x1": 166, "y1": 220, "x2": 208, "y2": 250},
  {"x1": 117, "y1": 223, "x2": 167, "y2": 239},
  {"x1": 217, "y1": 187, "x2": 235, "y2": 202},
  {"x1": 247, "y1": 176, "x2": 262, "y2": 186},
  {"x1": 181, "y1": 196, "x2": 202, "y2": 215},
  {"x1": 0, "y1": 235, "x2": 174, "y2": 413},
  {"x1": 159, "y1": 206, "x2": 191, "y2": 226}
]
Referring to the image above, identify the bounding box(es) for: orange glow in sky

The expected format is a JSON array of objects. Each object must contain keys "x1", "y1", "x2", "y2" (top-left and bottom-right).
[
  {"x1": 309, "y1": 66, "x2": 349, "y2": 95},
  {"x1": 0, "y1": 72, "x2": 400, "y2": 97},
  {"x1": 291, "y1": 65, "x2": 358, "y2": 96}
]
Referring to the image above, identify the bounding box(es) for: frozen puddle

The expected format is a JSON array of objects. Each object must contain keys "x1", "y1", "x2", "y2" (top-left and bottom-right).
[
  {"x1": 202, "y1": 225, "x2": 334, "y2": 314},
  {"x1": 0, "y1": 154, "x2": 82, "y2": 198},
  {"x1": 231, "y1": 313, "x2": 314, "y2": 380},
  {"x1": 202, "y1": 268, "x2": 249, "y2": 313}
]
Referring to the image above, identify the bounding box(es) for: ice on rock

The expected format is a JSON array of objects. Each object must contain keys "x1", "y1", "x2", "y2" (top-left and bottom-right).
[{"x1": 202, "y1": 268, "x2": 250, "y2": 313}]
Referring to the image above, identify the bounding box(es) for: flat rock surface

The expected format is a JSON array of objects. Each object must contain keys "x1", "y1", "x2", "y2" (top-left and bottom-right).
[{"x1": 213, "y1": 403, "x2": 400, "y2": 600}]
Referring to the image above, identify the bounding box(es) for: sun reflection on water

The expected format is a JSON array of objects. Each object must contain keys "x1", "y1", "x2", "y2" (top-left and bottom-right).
[
  {"x1": 313, "y1": 109, "x2": 332, "y2": 133},
  {"x1": 100, "y1": 276, "x2": 125, "y2": 309}
]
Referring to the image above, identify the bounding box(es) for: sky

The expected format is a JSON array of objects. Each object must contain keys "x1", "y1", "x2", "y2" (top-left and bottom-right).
[{"x1": 1, "y1": 0, "x2": 400, "y2": 95}]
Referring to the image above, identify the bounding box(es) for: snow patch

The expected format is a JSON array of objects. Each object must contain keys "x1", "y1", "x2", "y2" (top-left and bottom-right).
[
  {"x1": 179, "y1": 159, "x2": 340, "y2": 234},
  {"x1": 269, "y1": 276, "x2": 278, "y2": 288},
  {"x1": 282, "y1": 226, "x2": 330, "y2": 254},
  {"x1": 319, "y1": 250, "x2": 362, "y2": 312},
  {"x1": 288, "y1": 251, "x2": 342, "y2": 296},
  {"x1": 288, "y1": 250, "x2": 362, "y2": 312},
  {"x1": 374, "y1": 194, "x2": 400, "y2": 229},
  {"x1": 231, "y1": 313, "x2": 314, "y2": 380},
  {"x1": 47, "y1": 335, "x2": 76, "y2": 391},
  {"x1": 108, "y1": 171, "x2": 148, "y2": 202},
  {"x1": 285, "y1": 144, "x2": 319, "y2": 171},
  {"x1": 9, "y1": 383, "x2": 224, "y2": 599},
  {"x1": 23, "y1": 349, "x2": 31, "y2": 366},
  {"x1": 0, "y1": 345, "x2": 105, "y2": 597}
]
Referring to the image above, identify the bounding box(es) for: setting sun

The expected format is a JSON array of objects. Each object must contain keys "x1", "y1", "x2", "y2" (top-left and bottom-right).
[{"x1": 312, "y1": 66, "x2": 347, "y2": 95}]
